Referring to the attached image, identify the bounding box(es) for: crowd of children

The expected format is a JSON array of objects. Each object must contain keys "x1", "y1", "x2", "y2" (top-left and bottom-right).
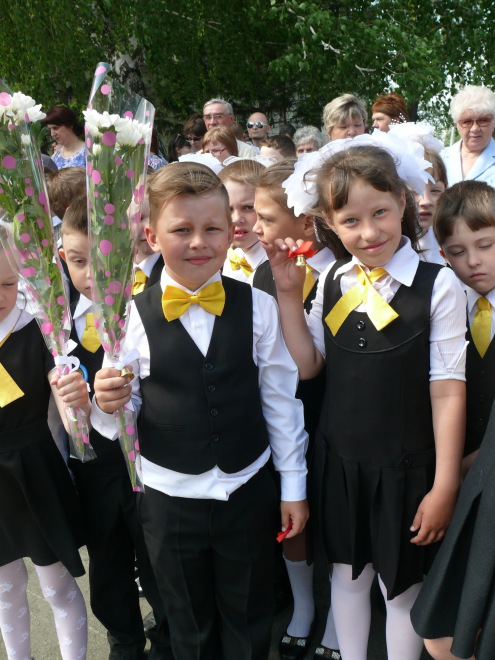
[{"x1": 3, "y1": 105, "x2": 495, "y2": 660}]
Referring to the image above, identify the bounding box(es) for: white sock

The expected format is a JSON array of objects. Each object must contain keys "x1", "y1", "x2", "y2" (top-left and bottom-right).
[
  {"x1": 284, "y1": 557, "x2": 315, "y2": 637},
  {"x1": 378, "y1": 576, "x2": 423, "y2": 660},
  {"x1": 331, "y1": 562, "x2": 375, "y2": 660},
  {"x1": 35, "y1": 562, "x2": 87, "y2": 660},
  {"x1": 0, "y1": 559, "x2": 31, "y2": 660},
  {"x1": 320, "y1": 573, "x2": 339, "y2": 649}
]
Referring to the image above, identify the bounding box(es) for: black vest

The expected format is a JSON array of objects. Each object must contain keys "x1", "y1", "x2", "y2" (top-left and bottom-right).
[
  {"x1": 135, "y1": 277, "x2": 270, "y2": 474},
  {"x1": 320, "y1": 259, "x2": 442, "y2": 466},
  {"x1": 69, "y1": 318, "x2": 126, "y2": 473},
  {"x1": 465, "y1": 327, "x2": 495, "y2": 455},
  {"x1": 253, "y1": 259, "x2": 323, "y2": 438}
]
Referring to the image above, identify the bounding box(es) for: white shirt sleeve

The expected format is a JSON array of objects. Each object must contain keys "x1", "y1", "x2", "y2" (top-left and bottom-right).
[{"x1": 252, "y1": 289, "x2": 308, "y2": 501}]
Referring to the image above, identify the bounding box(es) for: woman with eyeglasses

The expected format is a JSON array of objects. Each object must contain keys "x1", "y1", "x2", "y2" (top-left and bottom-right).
[
  {"x1": 442, "y1": 85, "x2": 495, "y2": 186},
  {"x1": 183, "y1": 113, "x2": 207, "y2": 153},
  {"x1": 202, "y1": 126, "x2": 238, "y2": 164}
]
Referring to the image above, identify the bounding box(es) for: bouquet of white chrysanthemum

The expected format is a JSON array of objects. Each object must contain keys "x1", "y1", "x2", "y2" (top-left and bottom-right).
[
  {"x1": 84, "y1": 62, "x2": 154, "y2": 492},
  {"x1": 0, "y1": 81, "x2": 96, "y2": 462}
]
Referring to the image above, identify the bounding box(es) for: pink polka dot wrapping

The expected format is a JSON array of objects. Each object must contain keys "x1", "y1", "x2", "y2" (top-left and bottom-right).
[
  {"x1": 126, "y1": 425, "x2": 135, "y2": 435},
  {"x1": 87, "y1": 162, "x2": 93, "y2": 175},
  {"x1": 8, "y1": 124, "x2": 14, "y2": 130},
  {"x1": 121, "y1": 223, "x2": 126, "y2": 229},
  {"x1": 126, "y1": 169, "x2": 134, "y2": 179},
  {"x1": 25, "y1": 186, "x2": 34, "y2": 196},
  {"x1": 118, "y1": 319, "x2": 126, "y2": 329},
  {"x1": 100, "y1": 239, "x2": 113, "y2": 255},
  {"x1": 0, "y1": 92, "x2": 11, "y2": 106},
  {"x1": 17, "y1": 213, "x2": 25, "y2": 222},
  {"x1": 94, "y1": 317, "x2": 100, "y2": 329},
  {"x1": 21, "y1": 266, "x2": 36, "y2": 277},
  {"x1": 135, "y1": 439, "x2": 140, "y2": 450},
  {"x1": 104, "y1": 295, "x2": 115, "y2": 305},
  {"x1": 42, "y1": 239, "x2": 49, "y2": 247},
  {"x1": 115, "y1": 156, "x2": 123, "y2": 165},
  {"x1": 41, "y1": 322, "x2": 53, "y2": 334},
  {"x1": 124, "y1": 111, "x2": 134, "y2": 119},
  {"x1": 20, "y1": 233, "x2": 30, "y2": 243},
  {"x1": 127, "y1": 450, "x2": 136, "y2": 461},
  {"x1": 104, "y1": 203, "x2": 115, "y2": 213},
  {"x1": 101, "y1": 84, "x2": 111, "y2": 95},
  {"x1": 57, "y1": 296, "x2": 66, "y2": 305},
  {"x1": 124, "y1": 284, "x2": 131, "y2": 297},
  {"x1": 103, "y1": 215, "x2": 114, "y2": 225},
  {"x1": 107, "y1": 281, "x2": 122, "y2": 294},
  {"x1": 91, "y1": 170, "x2": 101, "y2": 185},
  {"x1": 105, "y1": 270, "x2": 111, "y2": 277},
  {"x1": 24, "y1": 178, "x2": 30, "y2": 184},
  {"x1": 86, "y1": 138, "x2": 92, "y2": 148},
  {"x1": 95, "y1": 65, "x2": 107, "y2": 75},
  {"x1": 2, "y1": 155, "x2": 16, "y2": 169},
  {"x1": 113, "y1": 313, "x2": 120, "y2": 322},
  {"x1": 37, "y1": 219, "x2": 43, "y2": 229},
  {"x1": 102, "y1": 131, "x2": 117, "y2": 146},
  {"x1": 44, "y1": 276, "x2": 50, "y2": 285}
]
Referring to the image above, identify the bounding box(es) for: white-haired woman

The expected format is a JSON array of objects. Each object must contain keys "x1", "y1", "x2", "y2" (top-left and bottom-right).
[
  {"x1": 322, "y1": 94, "x2": 368, "y2": 140},
  {"x1": 293, "y1": 126, "x2": 326, "y2": 156},
  {"x1": 442, "y1": 85, "x2": 495, "y2": 186}
]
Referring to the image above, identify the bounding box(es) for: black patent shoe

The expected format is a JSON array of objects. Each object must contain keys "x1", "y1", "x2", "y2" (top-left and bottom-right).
[
  {"x1": 313, "y1": 645, "x2": 342, "y2": 659},
  {"x1": 279, "y1": 631, "x2": 312, "y2": 659}
]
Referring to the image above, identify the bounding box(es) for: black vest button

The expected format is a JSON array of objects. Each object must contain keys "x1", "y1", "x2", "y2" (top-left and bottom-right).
[
  {"x1": 356, "y1": 320, "x2": 366, "y2": 331},
  {"x1": 207, "y1": 384, "x2": 216, "y2": 392},
  {"x1": 479, "y1": 369, "x2": 486, "y2": 377},
  {"x1": 210, "y1": 408, "x2": 219, "y2": 417},
  {"x1": 479, "y1": 394, "x2": 485, "y2": 402},
  {"x1": 358, "y1": 337, "x2": 367, "y2": 348},
  {"x1": 478, "y1": 418, "x2": 485, "y2": 427},
  {"x1": 204, "y1": 363, "x2": 214, "y2": 371},
  {"x1": 404, "y1": 458, "x2": 411, "y2": 468},
  {"x1": 211, "y1": 434, "x2": 219, "y2": 443}
]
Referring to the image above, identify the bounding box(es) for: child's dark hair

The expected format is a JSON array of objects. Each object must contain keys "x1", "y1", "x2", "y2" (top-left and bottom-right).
[
  {"x1": 261, "y1": 135, "x2": 296, "y2": 159},
  {"x1": 257, "y1": 159, "x2": 348, "y2": 257},
  {"x1": 423, "y1": 148, "x2": 448, "y2": 188},
  {"x1": 434, "y1": 180, "x2": 495, "y2": 246},
  {"x1": 147, "y1": 162, "x2": 230, "y2": 228},
  {"x1": 314, "y1": 145, "x2": 420, "y2": 252},
  {"x1": 45, "y1": 166, "x2": 86, "y2": 219},
  {"x1": 61, "y1": 194, "x2": 88, "y2": 235}
]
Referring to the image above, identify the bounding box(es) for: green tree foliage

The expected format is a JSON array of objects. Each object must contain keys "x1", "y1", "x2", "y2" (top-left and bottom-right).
[{"x1": 0, "y1": 0, "x2": 493, "y2": 131}]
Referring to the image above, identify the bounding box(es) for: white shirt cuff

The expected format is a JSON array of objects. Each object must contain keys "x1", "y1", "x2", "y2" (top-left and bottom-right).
[
  {"x1": 279, "y1": 471, "x2": 307, "y2": 502},
  {"x1": 90, "y1": 398, "x2": 119, "y2": 440}
]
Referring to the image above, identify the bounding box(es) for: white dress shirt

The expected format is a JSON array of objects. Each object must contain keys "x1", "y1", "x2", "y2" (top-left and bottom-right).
[
  {"x1": 91, "y1": 270, "x2": 308, "y2": 502},
  {"x1": 222, "y1": 242, "x2": 268, "y2": 283},
  {"x1": 133, "y1": 252, "x2": 162, "y2": 279},
  {"x1": 418, "y1": 226, "x2": 446, "y2": 266},
  {"x1": 306, "y1": 237, "x2": 467, "y2": 381}
]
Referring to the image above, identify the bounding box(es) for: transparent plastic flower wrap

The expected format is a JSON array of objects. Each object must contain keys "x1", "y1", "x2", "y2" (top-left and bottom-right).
[
  {"x1": 0, "y1": 81, "x2": 96, "y2": 462},
  {"x1": 85, "y1": 62, "x2": 154, "y2": 492}
]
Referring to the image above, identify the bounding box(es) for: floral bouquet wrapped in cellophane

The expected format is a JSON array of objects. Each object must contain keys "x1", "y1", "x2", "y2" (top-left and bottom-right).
[
  {"x1": 0, "y1": 81, "x2": 96, "y2": 462},
  {"x1": 84, "y1": 62, "x2": 154, "y2": 491}
]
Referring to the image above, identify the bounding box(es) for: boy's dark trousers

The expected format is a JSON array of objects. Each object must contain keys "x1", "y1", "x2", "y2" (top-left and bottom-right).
[
  {"x1": 71, "y1": 463, "x2": 173, "y2": 659},
  {"x1": 139, "y1": 465, "x2": 278, "y2": 660}
]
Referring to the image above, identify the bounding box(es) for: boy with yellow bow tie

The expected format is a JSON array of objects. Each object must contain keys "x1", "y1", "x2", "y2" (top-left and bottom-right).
[{"x1": 92, "y1": 162, "x2": 309, "y2": 660}]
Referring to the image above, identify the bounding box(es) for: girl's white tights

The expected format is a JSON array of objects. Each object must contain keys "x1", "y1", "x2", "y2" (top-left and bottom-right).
[
  {"x1": 0, "y1": 559, "x2": 87, "y2": 660},
  {"x1": 331, "y1": 562, "x2": 423, "y2": 660}
]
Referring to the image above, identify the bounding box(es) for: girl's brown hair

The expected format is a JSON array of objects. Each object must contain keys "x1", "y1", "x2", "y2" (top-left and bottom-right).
[
  {"x1": 219, "y1": 159, "x2": 265, "y2": 187},
  {"x1": 257, "y1": 159, "x2": 348, "y2": 257},
  {"x1": 314, "y1": 145, "x2": 420, "y2": 251},
  {"x1": 423, "y1": 148, "x2": 448, "y2": 188}
]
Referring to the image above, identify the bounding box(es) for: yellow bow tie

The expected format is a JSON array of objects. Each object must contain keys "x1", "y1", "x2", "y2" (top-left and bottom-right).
[
  {"x1": 325, "y1": 266, "x2": 399, "y2": 336},
  {"x1": 162, "y1": 281, "x2": 226, "y2": 321},
  {"x1": 471, "y1": 296, "x2": 492, "y2": 357},
  {"x1": 303, "y1": 266, "x2": 317, "y2": 302},
  {"x1": 132, "y1": 268, "x2": 148, "y2": 295},
  {"x1": 228, "y1": 248, "x2": 253, "y2": 277},
  {"x1": 0, "y1": 331, "x2": 25, "y2": 407},
  {"x1": 81, "y1": 312, "x2": 102, "y2": 352}
]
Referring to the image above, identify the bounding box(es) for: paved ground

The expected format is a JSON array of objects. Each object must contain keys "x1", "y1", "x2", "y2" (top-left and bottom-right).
[{"x1": 0, "y1": 549, "x2": 432, "y2": 659}]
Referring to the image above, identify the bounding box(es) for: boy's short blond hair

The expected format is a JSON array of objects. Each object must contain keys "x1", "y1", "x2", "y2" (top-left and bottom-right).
[
  {"x1": 147, "y1": 162, "x2": 231, "y2": 228},
  {"x1": 61, "y1": 194, "x2": 88, "y2": 236},
  {"x1": 45, "y1": 166, "x2": 86, "y2": 219}
]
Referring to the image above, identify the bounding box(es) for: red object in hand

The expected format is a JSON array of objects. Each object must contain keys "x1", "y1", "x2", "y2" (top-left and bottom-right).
[
  {"x1": 276, "y1": 520, "x2": 293, "y2": 542},
  {"x1": 288, "y1": 241, "x2": 317, "y2": 259}
]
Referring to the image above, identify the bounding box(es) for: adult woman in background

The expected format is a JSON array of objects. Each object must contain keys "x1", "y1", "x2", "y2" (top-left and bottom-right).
[
  {"x1": 167, "y1": 133, "x2": 192, "y2": 162},
  {"x1": 183, "y1": 113, "x2": 207, "y2": 153},
  {"x1": 293, "y1": 126, "x2": 326, "y2": 156},
  {"x1": 441, "y1": 85, "x2": 495, "y2": 186},
  {"x1": 42, "y1": 106, "x2": 86, "y2": 169},
  {"x1": 202, "y1": 126, "x2": 238, "y2": 164},
  {"x1": 371, "y1": 93, "x2": 409, "y2": 132},
  {"x1": 322, "y1": 94, "x2": 368, "y2": 140}
]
